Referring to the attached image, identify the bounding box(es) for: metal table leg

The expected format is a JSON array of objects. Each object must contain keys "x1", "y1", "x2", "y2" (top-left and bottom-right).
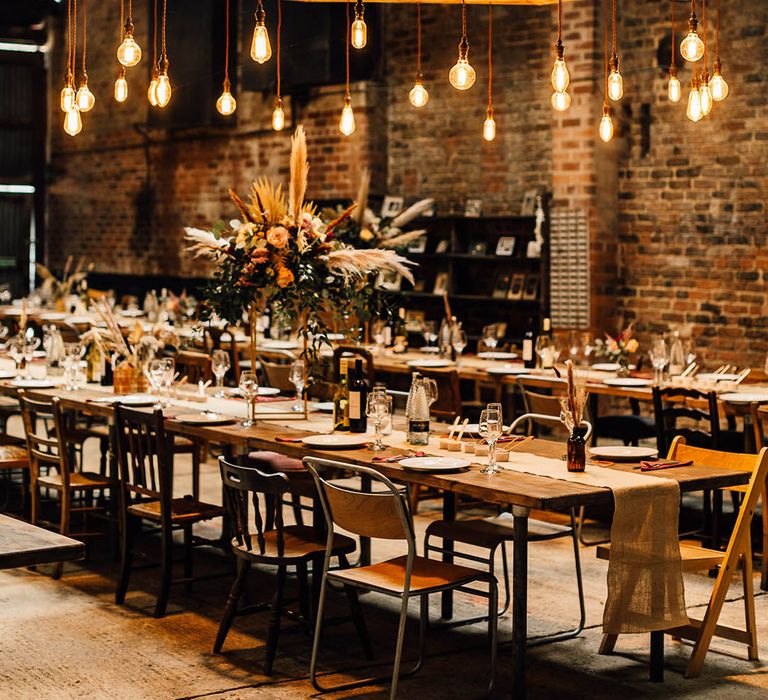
[
  {"x1": 650, "y1": 630, "x2": 664, "y2": 682},
  {"x1": 512, "y1": 505, "x2": 530, "y2": 699},
  {"x1": 440, "y1": 491, "x2": 457, "y2": 620}
]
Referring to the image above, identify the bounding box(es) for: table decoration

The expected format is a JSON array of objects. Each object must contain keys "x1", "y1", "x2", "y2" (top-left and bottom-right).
[
  {"x1": 594, "y1": 323, "x2": 638, "y2": 376},
  {"x1": 35, "y1": 256, "x2": 93, "y2": 312},
  {"x1": 559, "y1": 361, "x2": 589, "y2": 472},
  {"x1": 185, "y1": 125, "x2": 414, "y2": 420}
]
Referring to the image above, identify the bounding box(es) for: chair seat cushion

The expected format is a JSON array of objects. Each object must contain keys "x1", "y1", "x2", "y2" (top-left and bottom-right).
[
  {"x1": 426, "y1": 512, "x2": 572, "y2": 549},
  {"x1": 330, "y1": 554, "x2": 490, "y2": 594},
  {"x1": 597, "y1": 542, "x2": 725, "y2": 572},
  {"x1": 128, "y1": 495, "x2": 224, "y2": 523},
  {"x1": 0, "y1": 444, "x2": 29, "y2": 469},
  {"x1": 233, "y1": 526, "x2": 355, "y2": 562},
  {"x1": 249, "y1": 451, "x2": 305, "y2": 473},
  {"x1": 38, "y1": 471, "x2": 111, "y2": 489},
  {"x1": 0, "y1": 396, "x2": 20, "y2": 411}
]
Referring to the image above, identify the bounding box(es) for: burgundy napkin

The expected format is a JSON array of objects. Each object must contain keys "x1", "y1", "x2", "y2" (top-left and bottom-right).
[
  {"x1": 372, "y1": 451, "x2": 426, "y2": 463},
  {"x1": 639, "y1": 459, "x2": 693, "y2": 472},
  {"x1": 274, "y1": 436, "x2": 305, "y2": 443}
]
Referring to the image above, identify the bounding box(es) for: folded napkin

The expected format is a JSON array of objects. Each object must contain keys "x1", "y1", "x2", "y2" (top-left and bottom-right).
[
  {"x1": 372, "y1": 451, "x2": 426, "y2": 463},
  {"x1": 639, "y1": 459, "x2": 693, "y2": 472},
  {"x1": 274, "y1": 436, "x2": 305, "y2": 443}
]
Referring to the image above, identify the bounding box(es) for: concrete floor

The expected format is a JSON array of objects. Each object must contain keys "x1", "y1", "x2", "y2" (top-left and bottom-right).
[{"x1": 1, "y1": 416, "x2": 767, "y2": 700}]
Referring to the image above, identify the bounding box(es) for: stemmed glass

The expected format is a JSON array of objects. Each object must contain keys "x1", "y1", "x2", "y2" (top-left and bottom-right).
[
  {"x1": 422, "y1": 321, "x2": 438, "y2": 350},
  {"x1": 160, "y1": 358, "x2": 175, "y2": 403},
  {"x1": 289, "y1": 359, "x2": 305, "y2": 413},
  {"x1": 7, "y1": 335, "x2": 24, "y2": 375},
  {"x1": 479, "y1": 406, "x2": 503, "y2": 475},
  {"x1": 22, "y1": 335, "x2": 41, "y2": 378},
  {"x1": 481, "y1": 324, "x2": 498, "y2": 351},
  {"x1": 62, "y1": 342, "x2": 82, "y2": 390},
  {"x1": 147, "y1": 359, "x2": 167, "y2": 407},
  {"x1": 649, "y1": 336, "x2": 668, "y2": 386},
  {"x1": 238, "y1": 370, "x2": 259, "y2": 428},
  {"x1": 451, "y1": 328, "x2": 467, "y2": 365},
  {"x1": 366, "y1": 389, "x2": 391, "y2": 451},
  {"x1": 212, "y1": 349, "x2": 230, "y2": 398}
]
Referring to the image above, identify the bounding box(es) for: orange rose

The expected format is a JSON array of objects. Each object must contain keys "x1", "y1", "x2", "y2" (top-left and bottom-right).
[
  {"x1": 267, "y1": 225, "x2": 290, "y2": 249},
  {"x1": 277, "y1": 266, "x2": 294, "y2": 288}
]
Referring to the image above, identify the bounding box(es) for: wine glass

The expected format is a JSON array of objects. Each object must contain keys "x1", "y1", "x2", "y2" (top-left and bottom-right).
[
  {"x1": 289, "y1": 359, "x2": 306, "y2": 413},
  {"x1": 649, "y1": 336, "x2": 668, "y2": 386},
  {"x1": 147, "y1": 359, "x2": 167, "y2": 407},
  {"x1": 478, "y1": 407, "x2": 503, "y2": 475},
  {"x1": 23, "y1": 335, "x2": 41, "y2": 378},
  {"x1": 481, "y1": 324, "x2": 498, "y2": 351},
  {"x1": 422, "y1": 320, "x2": 438, "y2": 351},
  {"x1": 212, "y1": 349, "x2": 230, "y2": 397},
  {"x1": 7, "y1": 335, "x2": 24, "y2": 375},
  {"x1": 366, "y1": 390, "x2": 391, "y2": 451},
  {"x1": 451, "y1": 328, "x2": 467, "y2": 365},
  {"x1": 238, "y1": 370, "x2": 259, "y2": 428},
  {"x1": 160, "y1": 357, "x2": 175, "y2": 402}
]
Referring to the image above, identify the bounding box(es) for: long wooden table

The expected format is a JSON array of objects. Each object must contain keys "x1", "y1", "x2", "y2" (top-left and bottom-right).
[
  {"x1": 0, "y1": 514, "x2": 85, "y2": 570},
  {"x1": 2, "y1": 382, "x2": 752, "y2": 697}
]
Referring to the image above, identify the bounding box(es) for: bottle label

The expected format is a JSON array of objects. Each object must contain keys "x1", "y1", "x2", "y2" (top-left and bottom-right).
[
  {"x1": 522, "y1": 339, "x2": 533, "y2": 362},
  {"x1": 349, "y1": 392, "x2": 361, "y2": 420}
]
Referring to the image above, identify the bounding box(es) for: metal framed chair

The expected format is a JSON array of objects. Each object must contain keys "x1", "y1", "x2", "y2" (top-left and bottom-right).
[
  {"x1": 305, "y1": 456, "x2": 498, "y2": 699},
  {"x1": 424, "y1": 414, "x2": 590, "y2": 645}
]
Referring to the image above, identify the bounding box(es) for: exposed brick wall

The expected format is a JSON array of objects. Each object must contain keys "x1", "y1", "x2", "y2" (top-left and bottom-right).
[{"x1": 46, "y1": 0, "x2": 767, "y2": 365}]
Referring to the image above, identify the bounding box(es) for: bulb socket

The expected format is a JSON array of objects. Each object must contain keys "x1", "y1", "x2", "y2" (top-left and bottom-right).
[
  {"x1": 688, "y1": 14, "x2": 698, "y2": 33},
  {"x1": 458, "y1": 36, "x2": 469, "y2": 60},
  {"x1": 555, "y1": 40, "x2": 564, "y2": 61},
  {"x1": 669, "y1": 65, "x2": 678, "y2": 78},
  {"x1": 700, "y1": 66, "x2": 710, "y2": 83},
  {"x1": 486, "y1": 105, "x2": 494, "y2": 119},
  {"x1": 275, "y1": 96, "x2": 283, "y2": 109},
  {"x1": 123, "y1": 19, "x2": 134, "y2": 37},
  {"x1": 609, "y1": 54, "x2": 619, "y2": 72},
  {"x1": 713, "y1": 57, "x2": 722, "y2": 74},
  {"x1": 255, "y1": 3, "x2": 265, "y2": 25},
  {"x1": 159, "y1": 56, "x2": 169, "y2": 73},
  {"x1": 354, "y1": 0, "x2": 365, "y2": 21},
  {"x1": 602, "y1": 102, "x2": 611, "y2": 118},
  {"x1": 79, "y1": 71, "x2": 88, "y2": 88}
]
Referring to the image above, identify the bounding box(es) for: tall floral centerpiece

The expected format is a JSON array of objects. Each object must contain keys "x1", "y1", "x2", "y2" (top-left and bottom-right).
[
  {"x1": 594, "y1": 323, "x2": 639, "y2": 376},
  {"x1": 185, "y1": 126, "x2": 415, "y2": 417}
]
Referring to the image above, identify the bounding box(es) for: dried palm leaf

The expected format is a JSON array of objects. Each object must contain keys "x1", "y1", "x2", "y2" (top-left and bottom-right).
[
  {"x1": 250, "y1": 176, "x2": 287, "y2": 225},
  {"x1": 325, "y1": 248, "x2": 415, "y2": 285},
  {"x1": 184, "y1": 227, "x2": 230, "y2": 258},
  {"x1": 229, "y1": 188, "x2": 256, "y2": 224},
  {"x1": 288, "y1": 125, "x2": 309, "y2": 221},
  {"x1": 379, "y1": 229, "x2": 426, "y2": 249},
  {"x1": 325, "y1": 203, "x2": 356, "y2": 234},
  {"x1": 389, "y1": 198, "x2": 434, "y2": 229}
]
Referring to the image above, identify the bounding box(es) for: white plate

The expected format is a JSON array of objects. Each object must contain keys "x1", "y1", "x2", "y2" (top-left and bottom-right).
[
  {"x1": 696, "y1": 373, "x2": 741, "y2": 383},
  {"x1": 312, "y1": 402, "x2": 334, "y2": 413},
  {"x1": 477, "y1": 352, "x2": 518, "y2": 361},
  {"x1": 117, "y1": 309, "x2": 144, "y2": 317},
  {"x1": 400, "y1": 456, "x2": 470, "y2": 472},
  {"x1": 419, "y1": 346, "x2": 440, "y2": 354},
  {"x1": 589, "y1": 446, "x2": 658, "y2": 461},
  {"x1": 602, "y1": 377, "x2": 653, "y2": 387},
  {"x1": 719, "y1": 392, "x2": 768, "y2": 405},
  {"x1": 261, "y1": 340, "x2": 300, "y2": 350},
  {"x1": 0, "y1": 371, "x2": 17, "y2": 380},
  {"x1": 176, "y1": 412, "x2": 236, "y2": 425},
  {"x1": 590, "y1": 363, "x2": 621, "y2": 372},
  {"x1": 301, "y1": 434, "x2": 370, "y2": 449},
  {"x1": 486, "y1": 365, "x2": 528, "y2": 376},
  {"x1": 230, "y1": 386, "x2": 282, "y2": 397},
  {"x1": 462, "y1": 424, "x2": 511, "y2": 435},
  {"x1": 93, "y1": 394, "x2": 156, "y2": 406},
  {"x1": 39, "y1": 312, "x2": 68, "y2": 321},
  {"x1": 406, "y1": 359, "x2": 453, "y2": 368},
  {"x1": 10, "y1": 378, "x2": 55, "y2": 389}
]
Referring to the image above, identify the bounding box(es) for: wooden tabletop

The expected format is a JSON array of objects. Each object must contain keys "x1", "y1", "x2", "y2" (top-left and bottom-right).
[{"x1": 0, "y1": 514, "x2": 85, "y2": 570}]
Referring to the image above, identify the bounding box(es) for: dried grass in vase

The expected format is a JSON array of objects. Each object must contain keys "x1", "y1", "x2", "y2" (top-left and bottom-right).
[{"x1": 559, "y1": 360, "x2": 589, "y2": 433}]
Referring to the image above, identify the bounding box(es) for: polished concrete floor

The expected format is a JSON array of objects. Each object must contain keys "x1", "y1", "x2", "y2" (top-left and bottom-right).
[{"x1": 1, "y1": 416, "x2": 767, "y2": 699}]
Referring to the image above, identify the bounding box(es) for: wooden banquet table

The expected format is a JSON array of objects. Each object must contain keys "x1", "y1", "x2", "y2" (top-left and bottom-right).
[
  {"x1": 0, "y1": 381, "x2": 752, "y2": 697},
  {"x1": 0, "y1": 514, "x2": 85, "y2": 570}
]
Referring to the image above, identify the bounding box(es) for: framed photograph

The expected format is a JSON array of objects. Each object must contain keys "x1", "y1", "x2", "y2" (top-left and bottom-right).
[
  {"x1": 405, "y1": 309, "x2": 425, "y2": 326},
  {"x1": 468, "y1": 241, "x2": 487, "y2": 256},
  {"x1": 507, "y1": 274, "x2": 525, "y2": 300},
  {"x1": 522, "y1": 273, "x2": 540, "y2": 301},
  {"x1": 377, "y1": 269, "x2": 402, "y2": 291},
  {"x1": 521, "y1": 189, "x2": 539, "y2": 216},
  {"x1": 495, "y1": 236, "x2": 516, "y2": 256},
  {"x1": 407, "y1": 235, "x2": 427, "y2": 254},
  {"x1": 433, "y1": 272, "x2": 449, "y2": 295},
  {"x1": 380, "y1": 195, "x2": 404, "y2": 218},
  {"x1": 464, "y1": 198, "x2": 483, "y2": 218},
  {"x1": 492, "y1": 273, "x2": 512, "y2": 299},
  {"x1": 435, "y1": 239, "x2": 450, "y2": 254}
]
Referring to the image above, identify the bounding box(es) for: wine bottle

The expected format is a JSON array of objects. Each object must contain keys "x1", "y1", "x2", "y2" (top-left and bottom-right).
[
  {"x1": 406, "y1": 372, "x2": 430, "y2": 446},
  {"x1": 522, "y1": 317, "x2": 536, "y2": 369},
  {"x1": 333, "y1": 357, "x2": 350, "y2": 431},
  {"x1": 538, "y1": 317, "x2": 553, "y2": 369},
  {"x1": 347, "y1": 359, "x2": 368, "y2": 433}
]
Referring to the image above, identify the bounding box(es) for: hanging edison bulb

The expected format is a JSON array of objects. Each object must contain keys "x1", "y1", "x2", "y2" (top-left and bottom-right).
[
  {"x1": 607, "y1": 56, "x2": 623, "y2": 101},
  {"x1": 155, "y1": 59, "x2": 171, "y2": 107},
  {"x1": 216, "y1": 82, "x2": 237, "y2": 116},
  {"x1": 114, "y1": 68, "x2": 128, "y2": 103},
  {"x1": 409, "y1": 75, "x2": 429, "y2": 108},
  {"x1": 351, "y1": 1, "x2": 367, "y2": 49},
  {"x1": 449, "y1": 38, "x2": 476, "y2": 90},
  {"x1": 598, "y1": 104, "x2": 614, "y2": 143},
  {"x1": 147, "y1": 66, "x2": 159, "y2": 106},
  {"x1": 75, "y1": 76, "x2": 95, "y2": 113},
  {"x1": 551, "y1": 90, "x2": 571, "y2": 112},
  {"x1": 339, "y1": 95, "x2": 355, "y2": 136},
  {"x1": 680, "y1": 14, "x2": 705, "y2": 62},
  {"x1": 60, "y1": 77, "x2": 76, "y2": 112},
  {"x1": 250, "y1": 4, "x2": 272, "y2": 63},
  {"x1": 551, "y1": 44, "x2": 569, "y2": 93},
  {"x1": 272, "y1": 97, "x2": 285, "y2": 131},
  {"x1": 710, "y1": 59, "x2": 729, "y2": 101},
  {"x1": 699, "y1": 67, "x2": 713, "y2": 116},
  {"x1": 63, "y1": 106, "x2": 82, "y2": 136},
  {"x1": 117, "y1": 20, "x2": 142, "y2": 67},
  {"x1": 668, "y1": 66, "x2": 682, "y2": 103},
  {"x1": 483, "y1": 107, "x2": 496, "y2": 142},
  {"x1": 686, "y1": 74, "x2": 703, "y2": 122}
]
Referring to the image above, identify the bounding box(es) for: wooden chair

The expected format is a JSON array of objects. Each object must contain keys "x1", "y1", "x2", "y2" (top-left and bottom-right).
[
  {"x1": 0, "y1": 444, "x2": 30, "y2": 515},
  {"x1": 652, "y1": 386, "x2": 720, "y2": 456},
  {"x1": 516, "y1": 379, "x2": 575, "y2": 438},
  {"x1": 256, "y1": 351, "x2": 296, "y2": 393},
  {"x1": 174, "y1": 350, "x2": 212, "y2": 384},
  {"x1": 597, "y1": 437, "x2": 768, "y2": 679},
  {"x1": 114, "y1": 404, "x2": 224, "y2": 618},
  {"x1": 748, "y1": 402, "x2": 768, "y2": 591},
  {"x1": 214, "y1": 457, "x2": 357, "y2": 674},
  {"x1": 305, "y1": 457, "x2": 498, "y2": 699},
  {"x1": 415, "y1": 366, "x2": 462, "y2": 421},
  {"x1": 19, "y1": 391, "x2": 112, "y2": 579},
  {"x1": 424, "y1": 414, "x2": 590, "y2": 644}
]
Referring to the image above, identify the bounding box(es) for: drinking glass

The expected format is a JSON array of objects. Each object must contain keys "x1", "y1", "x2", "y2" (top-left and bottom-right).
[
  {"x1": 8, "y1": 335, "x2": 24, "y2": 374},
  {"x1": 366, "y1": 390, "x2": 391, "y2": 451},
  {"x1": 160, "y1": 358, "x2": 175, "y2": 402},
  {"x1": 23, "y1": 336, "x2": 41, "y2": 378},
  {"x1": 479, "y1": 407, "x2": 503, "y2": 475},
  {"x1": 62, "y1": 343, "x2": 82, "y2": 389},
  {"x1": 289, "y1": 359, "x2": 306, "y2": 413},
  {"x1": 451, "y1": 328, "x2": 467, "y2": 364},
  {"x1": 481, "y1": 324, "x2": 498, "y2": 351},
  {"x1": 147, "y1": 359, "x2": 167, "y2": 407},
  {"x1": 238, "y1": 370, "x2": 259, "y2": 428},
  {"x1": 422, "y1": 320, "x2": 438, "y2": 350},
  {"x1": 212, "y1": 349, "x2": 230, "y2": 397},
  {"x1": 423, "y1": 377, "x2": 438, "y2": 407},
  {"x1": 649, "y1": 336, "x2": 668, "y2": 385}
]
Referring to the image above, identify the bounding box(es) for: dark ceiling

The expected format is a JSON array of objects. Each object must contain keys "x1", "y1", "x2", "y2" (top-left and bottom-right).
[{"x1": 0, "y1": 0, "x2": 60, "y2": 44}]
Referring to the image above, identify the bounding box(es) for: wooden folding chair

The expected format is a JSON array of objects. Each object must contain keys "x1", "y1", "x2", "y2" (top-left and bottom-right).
[
  {"x1": 598, "y1": 437, "x2": 767, "y2": 679},
  {"x1": 749, "y1": 402, "x2": 768, "y2": 590}
]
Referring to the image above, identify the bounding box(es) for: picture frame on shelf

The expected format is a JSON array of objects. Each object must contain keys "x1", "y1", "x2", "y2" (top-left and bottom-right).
[
  {"x1": 495, "y1": 236, "x2": 516, "y2": 256},
  {"x1": 435, "y1": 239, "x2": 450, "y2": 254},
  {"x1": 433, "y1": 272, "x2": 449, "y2": 295},
  {"x1": 507, "y1": 273, "x2": 525, "y2": 300},
  {"x1": 380, "y1": 195, "x2": 404, "y2": 218},
  {"x1": 521, "y1": 189, "x2": 539, "y2": 216},
  {"x1": 405, "y1": 309, "x2": 426, "y2": 327},
  {"x1": 377, "y1": 269, "x2": 402, "y2": 291},
  {"x1": 522, "y1": 273, "x2": 540, "y2": 301},
  {"x1": 407, "y1": 235, "x2": 427, "y2": 254},
  {"x1": 464, "y1": 198, "x2": 483, "y2": 218},
  {"x1": 468, "y1": 241, "x2": 487, "y2": 256},
  {"x1": 492, "y1": 273, "x2": 512, "y2": 299}
]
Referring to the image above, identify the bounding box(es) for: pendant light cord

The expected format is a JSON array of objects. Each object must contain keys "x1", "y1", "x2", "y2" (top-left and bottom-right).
[
  {"x1": 714, "y1": 0, "x2": 720, "y2": 59},
  {"x1": 611, "y1": 0, "x2": 616, "y2": 58},
  {"x1": 152, "y1": 0, "x2": 158, "y2": 66},
  {"x1": 671, "y1": 0, "x2": 675, "y2": 68},
  {"x1": 416, "y1": 0, "x2": 422, "y2": 76},
  {"x1": 604, "y1": 0, "x2": 609, "y2": 104},
  {"x1": 487, "y1": 1, "x2": 492, "y2": 109},
  {"x1": 345, "y1": 0, "x2": 350, "y2": 98},
  {"x1": 72, "y1": 0, "x2": 77, "y2": 78},
  {"x1": 161, "y1": 0, "x2": 167, "y2": 63},
  {"x1": 701, "y1": 0, "x2": 707, "y2": 65},
  {"x1": 81, "y1": 0, "x2": 87, "y2": 75},
  {"x1": 276, "y1": 0, "x2": 282, "y2": 98},
  {"x1": 224, "y1": 0, "x2": 230, "y2": 84},
  {"x1": 66, "y1": 0, "x2": 72, "y2": 78},
  {"x1": 461, "y1": 0, "x2": 467, "y2": 41},
  {"x1": 119, "y1": 0, "x2": 124, "y2": 42},
  {"x1": 557, "y1": 0, "x2": 562, "y2": 44}
]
